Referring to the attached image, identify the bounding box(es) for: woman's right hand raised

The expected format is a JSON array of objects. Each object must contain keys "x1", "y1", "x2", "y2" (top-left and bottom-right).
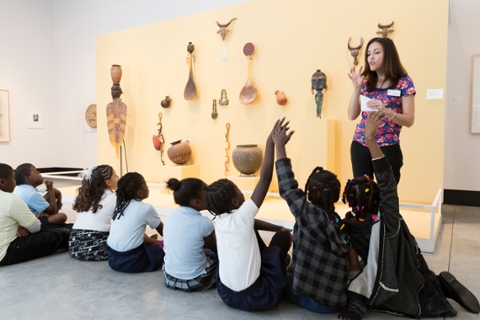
[{"x1": 348, "y1": 66, "x2": 364, "y2": 89}]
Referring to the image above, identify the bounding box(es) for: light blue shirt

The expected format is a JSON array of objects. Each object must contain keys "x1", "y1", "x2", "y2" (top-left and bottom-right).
[
  {"x1": 13, "y1": 184, "x2": 49, "y2": 217},
  {"x1": 163, "y1": 206, "x2": 214, "y2": 280}
]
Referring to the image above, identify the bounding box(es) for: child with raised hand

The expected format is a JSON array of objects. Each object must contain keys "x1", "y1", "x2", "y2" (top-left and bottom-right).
[
  {"x1": 339, "y1": 111, "x2": 479, "y2": 320},
  {"x1": 205, "y1": 118, "x2": 292, "y2": 311},
  {"x1": 69, "y1": 165, "x2": 119, "y2": 261},
  {"x1": 273, "y1": 119, "x2": 352, "y2": 313},
  {"x1": 163, "y1": 177, "x2": 217, "y2": 292},
  {"x1": 14, "y1": 163, "x2": 67, "y2": 226},
  {"x1": 107, "y1": 172, "x2": 164, "y2": 273},
  {"x1": 0, "y1": 163, "x2": 69, "y2": 266}
]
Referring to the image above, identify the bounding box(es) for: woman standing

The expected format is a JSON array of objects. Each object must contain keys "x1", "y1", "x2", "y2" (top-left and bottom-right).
[{"x1": 348, "y1": 37, "x2": 415, "y2": 183}]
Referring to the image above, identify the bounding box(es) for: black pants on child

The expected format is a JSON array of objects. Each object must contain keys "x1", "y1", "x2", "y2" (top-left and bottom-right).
[{"x1": 0, "y1": 228, "x2": 69, "y2": 266}]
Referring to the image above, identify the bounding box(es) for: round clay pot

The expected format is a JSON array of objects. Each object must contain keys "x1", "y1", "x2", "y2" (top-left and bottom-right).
[
  {"x1": 232, "y1": 145, "x2": 263, "y2": 175},
  {"x1": 111, "y1": 65, "x2": 122, "y2": 84},
  {"x1": 161, "y1": 96, "x2": 172, "y2": 108},
  {"x1": 167, "y1": 140, "x2": 192, "y2": 165},
  {"x1": 275, "y1": 90, "x2": 287, "y2": 105}
]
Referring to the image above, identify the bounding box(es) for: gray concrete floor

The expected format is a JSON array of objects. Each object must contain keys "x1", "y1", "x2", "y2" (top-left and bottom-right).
[{"x1": 1, "y1": 179, "x2": 479, "y2": 319}]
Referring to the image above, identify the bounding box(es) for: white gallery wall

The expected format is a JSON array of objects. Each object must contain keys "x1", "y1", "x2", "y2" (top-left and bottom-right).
[
  {"x1": 1, "y1": 0, "x2": 249, "y2": 169},
  {"x1": 444, "y1": 0, "x2": 480, "y2": 192},
  {"x1": 0, "y1": 0, "x2": 478, "y2": 194},
  {"x1": 0, "y1": 0, "x2": 54, "y2": 168}
]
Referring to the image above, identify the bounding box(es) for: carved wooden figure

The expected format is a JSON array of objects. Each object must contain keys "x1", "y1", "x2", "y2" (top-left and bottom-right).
[{"x1": 106, "y1": 65, "x2": 127, "y2": 158}]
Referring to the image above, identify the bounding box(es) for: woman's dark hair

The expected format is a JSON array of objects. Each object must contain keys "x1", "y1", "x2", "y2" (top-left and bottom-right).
[
  {"x1": 112, "y1": 172, "x2": 144, "y2": 220},
  {"x1": 166, "y1": 177, "x2": 205, "y2": 207},
  {"x1": 303, "y1": 167, "x2": 341, "y2": 218},
  {"x1": 205, "y1": 179, "x2": 238, "y2": 216},
  {"x1": 14, "y1": 163, "x2": 34, "y2": 185},
  {"x1": 362, "y1": 37, "x2": 408, "y2": 92},
  {"x1": 72, "y1": 165, "x2": 113, "y2": 213},
  {"x1": 0, "y1": 163, "x2": 13, "y2": 179},
  {"x1": 342, "y1": 175, "x2": 380, "y2": 220}
]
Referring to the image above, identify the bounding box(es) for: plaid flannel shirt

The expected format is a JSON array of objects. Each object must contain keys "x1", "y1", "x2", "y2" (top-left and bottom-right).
[{"x1": 276, "y1": 158, "x2": 351, "y2": 307}]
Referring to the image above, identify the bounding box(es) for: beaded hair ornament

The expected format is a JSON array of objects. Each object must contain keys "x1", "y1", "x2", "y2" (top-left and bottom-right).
[{"x1": 342, "y1": 174, "x2": 378, "y2": 221}]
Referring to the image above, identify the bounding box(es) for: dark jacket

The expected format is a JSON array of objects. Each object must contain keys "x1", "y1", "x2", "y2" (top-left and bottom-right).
[{"x1": 344, "y1": 157, "x2": 456, "y2": 318}]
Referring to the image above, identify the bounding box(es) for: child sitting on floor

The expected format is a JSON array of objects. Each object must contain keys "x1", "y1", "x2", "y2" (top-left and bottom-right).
[
  {"x1": 14, "y1": 163, "x2": 67, "y2": 226},
  {"x1": 69, "y1": 165, "x2": 119, "y2": 261},
  {"x1": 107, "y1": 172, "x2": 164, "y2": 273},
  {"x1": 0, "y1": 163, "x2": 69, "y2": 266},
  {"x1": 163, "y1": 177, "x2": 217, "y2": 292},
  {"x1": 339, "y1": 112, "x2": 479, "y2": 320},
  {"x1": 272, "y1": 120, "x2": 353, "y2": 313},
  {"x1": 205, "y1": 118, "x2": 292, "y2": 311}
]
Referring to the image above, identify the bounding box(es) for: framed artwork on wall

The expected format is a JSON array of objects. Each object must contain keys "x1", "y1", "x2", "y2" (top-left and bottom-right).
[
  {"x1": 471, "y1": 55, "x2": 480, "y2": 134},
  {"x1": 0, "y1": 89, "x2": 10, "y2": 142},
  {"x1": 27, "y1": 108, "x2": 44, "y2": 129}
]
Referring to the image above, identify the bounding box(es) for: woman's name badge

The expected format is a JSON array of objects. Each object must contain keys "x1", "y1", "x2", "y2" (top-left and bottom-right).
[{"x1": 387, "y1": 89, "x2": 401, "y2": 97}]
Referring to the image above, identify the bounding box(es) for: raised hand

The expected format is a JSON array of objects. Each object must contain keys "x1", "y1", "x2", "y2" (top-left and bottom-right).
[
  {"x1": 365, "y1": 111, "x2": 384, "y2": 141},
  {"x1": 348, "y1": 66, "x2": 364, "y2": 89},
  {"x1": 272, "y1": 119, "x2": 295, "y2": 146}
]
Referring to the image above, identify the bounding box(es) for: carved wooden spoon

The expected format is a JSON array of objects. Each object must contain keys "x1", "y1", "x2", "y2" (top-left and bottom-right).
[
  {"x1": 239, "y1": 43, "x2": 258, "y2": 105},
  {"x1": 184, "y1": 42, "x2": 197, "y2": 100}
]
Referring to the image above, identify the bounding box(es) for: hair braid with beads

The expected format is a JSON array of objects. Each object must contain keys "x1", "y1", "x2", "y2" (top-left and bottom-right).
[
  {"x1": 342, "y1": 175, "x2": 380, "y2": 220},
  {"x1": 73, "y1": 165, "x2": 113, "y2": 213},
  {"x1": 205, "y1": 179, "x2": 238, "y2": 216},
  {"x1": 302, "y1": 166, "x2": 342, "y2": 223},
  {"x1": 113, "y1": 172, "x2": 144, "y2": 220}
]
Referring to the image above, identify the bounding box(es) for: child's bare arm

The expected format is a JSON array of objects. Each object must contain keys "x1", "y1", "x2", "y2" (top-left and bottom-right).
[
  {"x1": 250, "y1": 118, "x2": 285, "y2": 208},
  {"x1": 155, "y1": 221, "x2": 164, "y2": 236},
  {"x1": 203, "y1": 230, "x2": 217, "y2": 252},
  {"x1": 272, "y1": 120, "x2": 295, "y2": 160},
  {"x1": 42, "y1": 180, "x2": 58, "y2": 215},
  {"x1": 254, "y1": 219, "x2": 291, "y2": 232}
]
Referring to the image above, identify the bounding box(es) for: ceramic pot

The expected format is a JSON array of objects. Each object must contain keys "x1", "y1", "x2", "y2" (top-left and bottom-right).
[
  {"x1": 161, "y1": 96, "x2": 172, "y2": 108},
  {"x1": 275, "y1": 90, "x2": 287, "y2": 105},
  {"x1": 111, "y1": 65, "x2": 122, "y2": 84},
  {"x1": 167, "y1": 140, "x2": 192, "y2": 165},
  {"x1": 232, "y1": 145, "x2": 263, "y2": 175}
]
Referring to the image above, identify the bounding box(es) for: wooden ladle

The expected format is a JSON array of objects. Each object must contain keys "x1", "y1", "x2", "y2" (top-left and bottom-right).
[
  {"x1": 239, "y1": 43, "x2": 258, "y2": 105},
  {"x1": 184, "y1": 42, "x2": 197, "y2": 100}
]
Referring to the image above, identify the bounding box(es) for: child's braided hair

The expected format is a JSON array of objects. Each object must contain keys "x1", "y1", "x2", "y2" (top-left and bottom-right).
[
  {"x1": 113, "y1": 172, "x2": 144, "y2": 220},
  {"x1": 205, "y1": 179, "x2": 237, "y2": 216},
  {"x1": 342, "y1": 175, "x2": 380, "y2": 220}
]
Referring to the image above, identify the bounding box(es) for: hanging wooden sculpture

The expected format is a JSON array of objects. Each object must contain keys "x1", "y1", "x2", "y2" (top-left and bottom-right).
[
  {"x1": 184, "y1": 42, "x2": 197, "y2": 100},
  {"x1": 211, "y1": 99, "x2": 218, "y2": 119},
  {"x1": 219, "y1": 89, "x2": 229, "y2": 106},
  {"x1": 225, "y1": 123, "x2": 231, "y2": 176},
  {"x1": 239, "y1": 43, "x2": 258, "y2": 104},
  {"x1": 348, "y1": 37, "x2": 364, "y2": 66},
  {"x1": 216, "y1": 18, "x2": 237, "y2": 41},
  {"x1": 106, "y1": 65, "x2": 127, "y2": 158},
  {"x1": 152, "y1": 113, "x2": 165, "y2": 165},
  {"x1": 377, "y1": 21, "x2": 394, "y2": 38}
]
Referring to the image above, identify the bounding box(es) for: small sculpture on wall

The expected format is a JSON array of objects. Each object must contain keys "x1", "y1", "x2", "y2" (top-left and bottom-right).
[
  {"x1": 239, "y1": 42, "x2": 258, "y2": 105},
  {"x1": 311, "y1": 69, "x2": 327, "y2": 118},
  {"x1": 161, "y1": 96, "x2": 172, "y2": 108},
  {"x1": 275, "y1": 90, "x2": 287, "y2": 105},
  {"x1": 211, "y1": 99, "x2": 218, "y2": 119},
  {"x1": 348, "y1": 37, "x2": 364, "y2": 66},
  {"x1": 106, "y1": 65, "x2": 127, "y2": 158},
  {"x1": 152, "y1": 113, "x2": 165, "y2": 165},
  {"x1": 225, "y1": 123, "x2": 231, "y2": 177},
  {"x1": 219, "y1": 89, "x2": 229, "y2": 106},
  {"x1": 184, "y1": 42, "x2": 197, "y2": 100},
  {"x1": 377, "y1": 21, "x2": 394, "y2": 38},
  {"x1": 216, "y1": 18, "x2": 237, "y2": 41}
]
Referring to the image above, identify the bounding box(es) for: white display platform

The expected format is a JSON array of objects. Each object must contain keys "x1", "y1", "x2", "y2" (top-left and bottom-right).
[{"x1": 59, "y1": 184, "x2": 442, "y2": 253}]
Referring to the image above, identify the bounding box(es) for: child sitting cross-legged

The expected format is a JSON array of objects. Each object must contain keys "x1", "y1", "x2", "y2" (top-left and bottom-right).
[
  {"x1": 338, "y1": 111, "x2": 480, "y2": 320},
  {"x1": 163, "y1": 177, "x2": 217, "y2": 292},
  {"x1": 107, "y1": 172, "x2": 164, "y2": 273},
  {"x1": 273, "y1": 119, "x2": 353, "y2": 313},
  {"x1": 14, "y1": 163, "x2": 67, "y2": 226},
  {"x1": 69, "y1": 165, "x2": 119, "y2": 261},
  {"x1": 0, "y1": 163, "x2": 69, "y2": 266},
  {"x1": 205, "y1": 118, "x2": 292, "y2": 311}
]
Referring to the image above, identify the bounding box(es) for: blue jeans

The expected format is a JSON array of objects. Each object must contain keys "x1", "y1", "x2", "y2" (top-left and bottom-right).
[{"x1": 285, "y1": 274, "x2": 339, "y2": 313}]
